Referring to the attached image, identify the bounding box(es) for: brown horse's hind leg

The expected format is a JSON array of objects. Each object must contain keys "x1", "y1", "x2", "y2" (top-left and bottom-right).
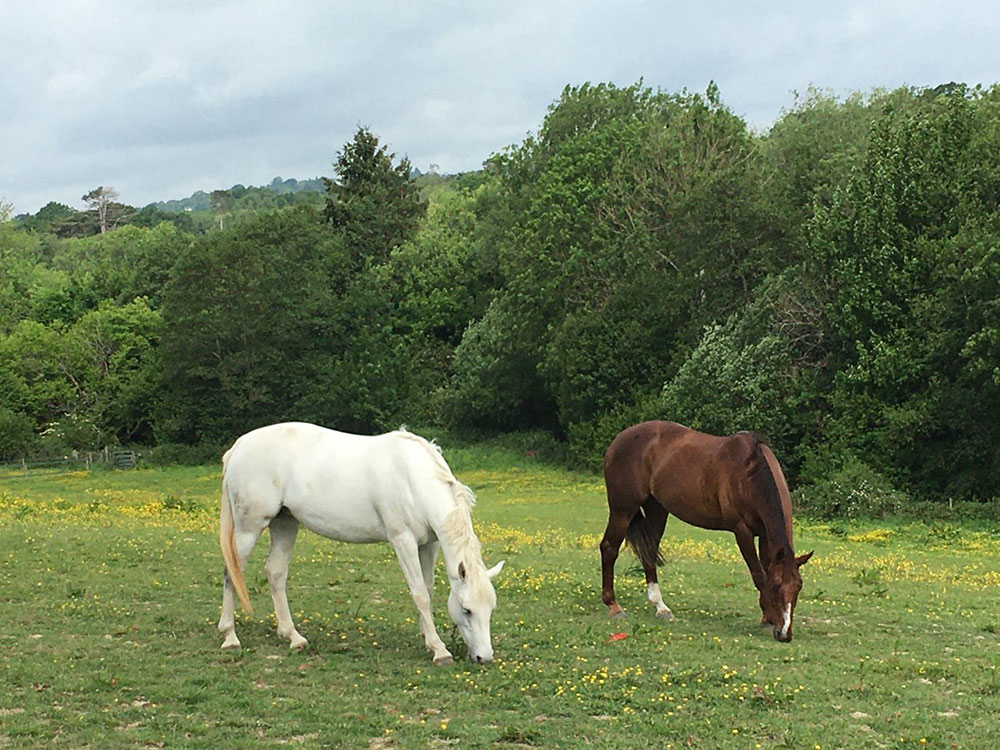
[
  {"x1": 600, "y1": 509, "x2": 632, "y2": 618},
  {"x1": 638, "y1": 501, "x2": 674, "y2": 620}
]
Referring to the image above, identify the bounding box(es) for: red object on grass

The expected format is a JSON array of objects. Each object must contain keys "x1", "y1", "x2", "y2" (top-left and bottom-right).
[{"x1": 606, "y1": 632, "x2": 628, "y2": 642}]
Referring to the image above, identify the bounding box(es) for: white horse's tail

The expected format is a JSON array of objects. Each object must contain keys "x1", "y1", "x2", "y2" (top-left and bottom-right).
[{"x1": 220, "y1": 449, "x2": 253, "y2": 614}]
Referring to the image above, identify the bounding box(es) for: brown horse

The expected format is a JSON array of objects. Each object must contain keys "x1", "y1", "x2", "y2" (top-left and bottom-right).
[{"x1": 600, "y1": 421, "x2": 812, "y2": 641}]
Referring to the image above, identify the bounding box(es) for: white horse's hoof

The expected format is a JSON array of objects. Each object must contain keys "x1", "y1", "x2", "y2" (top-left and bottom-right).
[
  {"x1": 289, "y1": 638, "x2": 308, "y2": 651},
  {"x1": 221, "y1": 639, "x2": 241, "y2": 651},
  {"x1": 655, "y1": 609, "x2": 675, "y2": 621},
  {"x1": 433, "y1": 655, "x2": 454, "y2": 666}
]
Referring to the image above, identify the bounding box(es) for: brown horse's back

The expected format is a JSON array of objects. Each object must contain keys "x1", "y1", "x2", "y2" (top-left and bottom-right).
[{"x1": 604, "y1": 420, "x2": 761, "y2": 532}]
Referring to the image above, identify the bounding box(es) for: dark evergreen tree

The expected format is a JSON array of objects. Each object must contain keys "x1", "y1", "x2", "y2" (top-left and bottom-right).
[{"x1": 323, "y1": 127, "x2": 427, "y2": 268}]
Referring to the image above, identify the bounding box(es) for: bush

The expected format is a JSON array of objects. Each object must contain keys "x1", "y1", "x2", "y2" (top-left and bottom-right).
[
  {"x1": 146, "y1": 442, "x2": 227, "y2": 467},
  {"x1": 795, "y1": 454, "x2": 907, "y2": 520},
  {"x1": 565, "y1": 393, "x2": 663, "y2": 472},
  {"x1": 0, "y1": 407, "x2": 36, "y2": 461},
  {"x1": 904, "y1": 499, "x2": 1000, "y2": 524}
]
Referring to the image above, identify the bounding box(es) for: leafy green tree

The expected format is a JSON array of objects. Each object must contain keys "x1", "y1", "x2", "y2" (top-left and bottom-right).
[
  {"x1": 156, "y1": 207, "x2": 348, "y2": 443},
  {"x1": 760, "y1": 88, "x2": 877, "y2": 242},
  {"x1": 449, "y1": 83, "x2": 657, "y2": 430},
  {"x1": 210, "y1": 190, "x2": 233, "y2": 229},
  {"x1": 450, "y1": 82, "x2": 780, "y2": 439},
  {"x1": 810, "y1": 85, "x2": 1000, "y2": 498},
  {"x1": 48, "y1": 223, "x2": 192, "y2": 311},
  {"x1": 0, "y1": 216, "x2": 46, "y2": 333},
  {"x1": 660, "y1": 269, "x2": 828, "y2": 462},
  {"x1": 0, "y1": 320, "x2": 74, "y2": 433},
  {"x1": 0, "y1": 406, "x2": 34, "y2": 459},
  {"x1": 64, "y1": 298, "x2": 162, "y2": 445}
]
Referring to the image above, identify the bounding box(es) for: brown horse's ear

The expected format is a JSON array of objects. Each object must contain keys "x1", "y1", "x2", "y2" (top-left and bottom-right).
[{"x1": 796, "y1": 551, "x2": 814, "y2": 567}]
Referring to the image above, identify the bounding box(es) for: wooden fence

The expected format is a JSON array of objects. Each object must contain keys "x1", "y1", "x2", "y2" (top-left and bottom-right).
[{"x1": 0, "y1": 449, "x2": 138, "y2": 478}]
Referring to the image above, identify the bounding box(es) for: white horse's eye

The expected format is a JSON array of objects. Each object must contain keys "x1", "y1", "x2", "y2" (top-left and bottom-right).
[{"x1": 462, "y1": 607, "x2": 472, "y2": 618}]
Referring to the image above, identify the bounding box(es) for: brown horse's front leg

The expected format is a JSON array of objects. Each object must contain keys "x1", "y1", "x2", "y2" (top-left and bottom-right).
[
  {"x1": 600, "y1": 511, "x2": 631, "y2": 618},
  {"x1": 734, "y1": 524, "x2": 766, "y2": 591}
]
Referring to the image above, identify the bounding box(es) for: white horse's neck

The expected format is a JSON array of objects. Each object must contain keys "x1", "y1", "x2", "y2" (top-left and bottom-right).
[
  {"x1": 424, "y1": 486, "x2": 493, "y2": 601},
  {"x1": 432, "y1": 501, "x2": 482, "y2": 573}
]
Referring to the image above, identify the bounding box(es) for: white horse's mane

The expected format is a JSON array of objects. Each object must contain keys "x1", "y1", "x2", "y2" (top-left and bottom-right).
[
  {"x1": 394, "y1": 428, "x2": 492, "y2": 598},
  {"x1": 393, "y1": 427, "x2": 476, "y2": 508}
]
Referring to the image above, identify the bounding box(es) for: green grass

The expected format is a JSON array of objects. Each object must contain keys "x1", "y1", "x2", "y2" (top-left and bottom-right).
[{"x1": 2, "y1": 446, "x2": 999, "y2": 748}]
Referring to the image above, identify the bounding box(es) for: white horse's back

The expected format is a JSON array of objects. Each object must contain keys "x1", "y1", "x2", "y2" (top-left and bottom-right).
[{"x1": 224, "y1": 422, "x2": 411, "y2": 543}]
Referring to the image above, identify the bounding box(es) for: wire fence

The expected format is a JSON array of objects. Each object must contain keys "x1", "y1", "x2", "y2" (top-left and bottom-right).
[{"x1": 0, "y1": 449, "x2": 138, "y2": 478}]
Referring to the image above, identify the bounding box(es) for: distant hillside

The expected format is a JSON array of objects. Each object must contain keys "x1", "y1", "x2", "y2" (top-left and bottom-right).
[{"x1": 148, "y1": 177, "x2": 326, "y2": 212}]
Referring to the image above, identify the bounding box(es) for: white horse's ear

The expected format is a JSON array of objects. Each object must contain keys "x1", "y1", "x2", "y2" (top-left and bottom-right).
[
  {"x1": 486, "y1": 560, "x2": 505, "y2": 579},
  {"x1": 458, "y1": 562, "x2": 467, "y2": 581}
]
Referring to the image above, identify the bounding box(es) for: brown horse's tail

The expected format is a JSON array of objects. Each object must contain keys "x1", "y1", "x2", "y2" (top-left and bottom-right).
[
  {"x1": 625, "y1": 501, "x2": 665, "y2": 570},
  {"x1": 220, "y1": 462, "x2": 253, "y2": 615}
]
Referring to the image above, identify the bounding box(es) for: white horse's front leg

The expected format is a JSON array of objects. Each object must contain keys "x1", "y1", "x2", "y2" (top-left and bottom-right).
[
  {"x1": 391, "y1": 533, "x2": 452, "y2": 665},
  {"x1": 266, "y1": 513, "x2": 308, "y2": 651},
  {"x1": 418, "y1": 541, "x2": 440, "y2": 601}
]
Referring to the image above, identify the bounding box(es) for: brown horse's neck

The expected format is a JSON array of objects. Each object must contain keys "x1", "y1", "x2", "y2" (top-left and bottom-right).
[{"x1": 762, "y1": 509, "x2": 794, "y2": 564}]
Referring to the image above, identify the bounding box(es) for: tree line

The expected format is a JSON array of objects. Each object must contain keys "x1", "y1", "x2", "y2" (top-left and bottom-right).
[{"x1": 2, "y1": 81, "x2": 999, "y2": 506}]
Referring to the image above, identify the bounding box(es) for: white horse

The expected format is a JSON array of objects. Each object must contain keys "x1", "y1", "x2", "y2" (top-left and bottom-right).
[{"x1": 217, "y1": 422, "x2": 504, "y2": 665}]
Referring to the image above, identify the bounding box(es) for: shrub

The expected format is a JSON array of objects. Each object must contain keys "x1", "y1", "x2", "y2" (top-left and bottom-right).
[
  {"x1": 0, "y1": 407, "x2": 35, "y2": 461},
  {"x1": 795, "y1": 454, "x2": 907, "y2": 520},
  {"x1": 146, "y1": 442, "x2": 226, "y2": 467},
  {"x1": 565, "y1": 393, "x2": 663, "y2": 472}
]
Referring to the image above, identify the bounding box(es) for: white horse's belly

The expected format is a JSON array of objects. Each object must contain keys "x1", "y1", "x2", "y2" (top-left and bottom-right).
[{"x1": 287, "y1": 497, "x2": 387, "y2": 543}]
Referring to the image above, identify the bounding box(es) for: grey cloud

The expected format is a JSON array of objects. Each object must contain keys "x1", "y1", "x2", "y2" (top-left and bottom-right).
[{"x1": 2, "y1": 0, "x2": 997, "y2": 215}]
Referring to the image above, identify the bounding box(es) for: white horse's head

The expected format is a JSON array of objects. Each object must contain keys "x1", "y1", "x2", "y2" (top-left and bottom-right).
[{"x1": 448, "y1": 559, "x2": 504, "y2": 663}]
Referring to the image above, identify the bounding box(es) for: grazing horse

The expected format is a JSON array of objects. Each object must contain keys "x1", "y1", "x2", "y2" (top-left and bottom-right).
[
  {"x1": 218, "y1": 423, "x2": 504, "y2": 664},
  {"x1": 600, "y1": 421, "x2": 812, "y2": 641}
]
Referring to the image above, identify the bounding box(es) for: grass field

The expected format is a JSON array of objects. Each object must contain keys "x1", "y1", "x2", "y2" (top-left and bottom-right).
[{"x1": 2, "y1": 441, "x2": 999, "y2": 748}]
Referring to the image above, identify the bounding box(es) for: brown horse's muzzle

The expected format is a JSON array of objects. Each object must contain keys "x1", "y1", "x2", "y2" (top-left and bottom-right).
[{"x1": 772, "y1": 626, "x2": 792, "y2": 643}]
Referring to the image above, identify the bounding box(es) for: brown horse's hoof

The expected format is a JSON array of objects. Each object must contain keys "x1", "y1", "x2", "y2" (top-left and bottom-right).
[
  {"x1": 608, "y1": 606, "x2": 627, "y2": 620},
  {"x1": 433, "y1": 655, "x2": 454, "y2": 666}
]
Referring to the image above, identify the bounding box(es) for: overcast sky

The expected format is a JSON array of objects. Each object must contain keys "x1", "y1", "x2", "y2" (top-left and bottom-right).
[{"x1": 3, "y1": 1, "x2": 998, "y2": 215}]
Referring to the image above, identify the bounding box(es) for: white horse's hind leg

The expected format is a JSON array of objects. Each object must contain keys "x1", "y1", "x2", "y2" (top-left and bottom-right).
[
  {"x1": 219, "y1": 529, "x2": 262, "y2": 650},
  {"x1": 391, "y1": 533, "x2": 452, "y2": 665},
  {"x1": 265, "y1": 511, "x2": 308, "y2": 651},
  {"x1": 218, "y1": 567, "x2": 240, "y2": 649}
]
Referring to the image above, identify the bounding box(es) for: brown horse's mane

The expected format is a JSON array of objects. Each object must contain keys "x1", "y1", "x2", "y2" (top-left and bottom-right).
[{"x1": 742, "y1": 433, "x2": 794, "y2": 557}]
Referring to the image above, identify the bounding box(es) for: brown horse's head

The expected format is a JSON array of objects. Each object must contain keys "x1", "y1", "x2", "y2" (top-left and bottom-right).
[{"x1": 759, "y1": 548, "x2": 813, "y2": 642}]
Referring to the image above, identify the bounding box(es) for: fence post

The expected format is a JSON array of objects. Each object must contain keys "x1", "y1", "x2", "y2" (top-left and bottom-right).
[{"x1": 22, "y1": 458, "x2": 28, "y2": 477}]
